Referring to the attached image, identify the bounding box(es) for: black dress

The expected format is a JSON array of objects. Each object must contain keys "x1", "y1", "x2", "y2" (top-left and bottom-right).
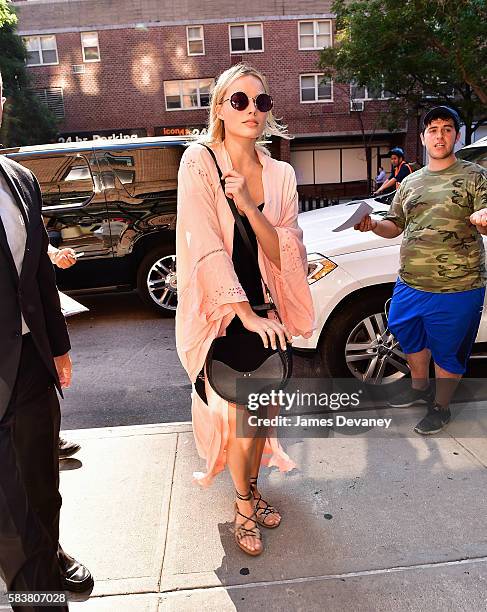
[
  {"x1": 196, "y1": 204, "x2": 267, "y2": 402},
  {"x1": 226, "y1": 203, "x2": 267, "y2": 336}
]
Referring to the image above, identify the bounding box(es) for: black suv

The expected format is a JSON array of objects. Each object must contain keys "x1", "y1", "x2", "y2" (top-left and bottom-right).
[{"x1": 2, "y1": 137, "x2": 190, "y2": 314}]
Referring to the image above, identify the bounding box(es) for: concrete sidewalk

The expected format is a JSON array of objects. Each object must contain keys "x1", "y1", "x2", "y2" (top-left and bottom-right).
[{"x1": 3, "y1": 402, "x2": 487, "y2": 611}]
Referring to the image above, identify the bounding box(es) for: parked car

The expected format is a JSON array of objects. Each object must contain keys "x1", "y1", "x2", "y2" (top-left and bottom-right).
[
  {"x1": 1, "y1": 136, "x2": 190, "y2": 314},
  {"x1": 294, "y1": 136, "x2": 487, "y2": 384},
  {"x1": 4, "y1": 135, "x2": 486, "y2": 381}
]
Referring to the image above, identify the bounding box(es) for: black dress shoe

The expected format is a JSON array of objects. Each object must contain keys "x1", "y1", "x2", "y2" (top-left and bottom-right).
[
  {"x1": 58, "y1": 550, "x2": 94, "y2": 593},
  {"x1": 59, "y1": 437, "x2": 81, "y2": 459}
]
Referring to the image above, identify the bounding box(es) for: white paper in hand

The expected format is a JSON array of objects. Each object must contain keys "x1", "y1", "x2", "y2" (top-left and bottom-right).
[{"x1": 332, "y1": 201, "x2": 374, "y2": 232}]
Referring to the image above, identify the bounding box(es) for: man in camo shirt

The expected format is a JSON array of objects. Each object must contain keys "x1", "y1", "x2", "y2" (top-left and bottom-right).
[{"x1": 355, "y1": 106, "x2": 487, "y2": 434}]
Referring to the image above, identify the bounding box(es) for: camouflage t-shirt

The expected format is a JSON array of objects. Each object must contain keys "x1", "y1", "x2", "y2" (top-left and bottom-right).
[{"x1": 384, "y1": 159, "x2": 487, "y2": 293}]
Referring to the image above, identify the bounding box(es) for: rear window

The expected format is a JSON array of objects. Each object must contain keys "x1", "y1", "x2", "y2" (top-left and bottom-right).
[
  {"x1": 100, "y1": 146, "x2": 184, "y2": 199},
  {"x1": 18, "y1": 155, "x2": 94, "y2": 208}
]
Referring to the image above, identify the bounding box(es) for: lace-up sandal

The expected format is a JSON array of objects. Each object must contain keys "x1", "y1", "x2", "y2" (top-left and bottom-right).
[
  {"x1": 234, "y1": 490, "x2": 263, "y2": 556},
  {"x1": 250, "y1": 476, "x2": 281, "y2": 529}
]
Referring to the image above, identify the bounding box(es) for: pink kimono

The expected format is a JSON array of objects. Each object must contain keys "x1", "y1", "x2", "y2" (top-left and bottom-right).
[{"x1": 175, "y1": 141, "x2": 314, "y2": 486}]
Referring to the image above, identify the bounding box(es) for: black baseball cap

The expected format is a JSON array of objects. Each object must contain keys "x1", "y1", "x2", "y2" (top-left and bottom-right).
[{"x1": 422, "y1": 106, "x2": 461, "y2": 133}]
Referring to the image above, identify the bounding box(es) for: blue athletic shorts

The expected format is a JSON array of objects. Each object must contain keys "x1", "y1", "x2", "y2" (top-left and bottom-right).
[{"x1": 387, "y1": 278, "x2": 485, "y2": 375}]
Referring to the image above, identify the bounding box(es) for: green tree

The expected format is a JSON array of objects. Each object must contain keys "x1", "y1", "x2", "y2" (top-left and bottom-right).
[
  {"x1": 320, "y1": 0, "x2": 487, "y2": 148},
  {"x1": 0, "y1": 0, "x2": 58, "y2": 147}
]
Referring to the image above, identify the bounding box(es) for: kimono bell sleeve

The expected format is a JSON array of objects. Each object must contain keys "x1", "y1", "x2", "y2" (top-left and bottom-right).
[{"x1": 261, "y1": 163, "x2": 315, "y2": 338}]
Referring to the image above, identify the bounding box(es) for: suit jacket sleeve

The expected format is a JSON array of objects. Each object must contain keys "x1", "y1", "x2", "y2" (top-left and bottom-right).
[{"x1": 32, "y1": 172, "x2": 71, "y2": 357}]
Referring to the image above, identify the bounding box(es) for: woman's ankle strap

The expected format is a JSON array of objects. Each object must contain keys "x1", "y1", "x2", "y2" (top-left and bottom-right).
[{"x1": 236, "y1": 489, "x2": 252, "y2": 501}]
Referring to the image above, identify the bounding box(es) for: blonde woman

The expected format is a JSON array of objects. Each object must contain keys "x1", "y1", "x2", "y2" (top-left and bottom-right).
[{"x1": 175, "y1": 64, "x2": 314, "y2": 556}]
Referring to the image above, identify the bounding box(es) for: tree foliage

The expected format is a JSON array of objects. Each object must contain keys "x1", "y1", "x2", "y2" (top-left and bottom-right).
[
  {"x1": 0, "y1": 0, "x2": 58, "y2": 147},
  {"x1": 320, "y1": 0, "x2": 487, "y2": 144}
]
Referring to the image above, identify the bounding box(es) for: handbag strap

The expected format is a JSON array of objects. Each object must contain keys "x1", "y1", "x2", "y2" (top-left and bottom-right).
[{"x1": 201, "y1": 144, "x2": 281, "y2": 320}]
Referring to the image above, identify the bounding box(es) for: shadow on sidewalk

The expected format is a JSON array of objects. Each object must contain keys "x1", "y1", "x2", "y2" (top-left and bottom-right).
[{"x1": 204, "y1": 409, "x2": 487, "y2": 609}]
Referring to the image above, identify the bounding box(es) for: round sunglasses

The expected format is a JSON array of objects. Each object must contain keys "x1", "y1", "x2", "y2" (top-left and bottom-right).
[{"x1": 221, "y1": 91, "x2": 273, "y2": 113}]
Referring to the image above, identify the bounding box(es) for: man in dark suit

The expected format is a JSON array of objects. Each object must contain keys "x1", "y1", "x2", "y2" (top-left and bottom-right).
[{"x1": 0, "y1": 72, "x2": 93, "y2": 605}]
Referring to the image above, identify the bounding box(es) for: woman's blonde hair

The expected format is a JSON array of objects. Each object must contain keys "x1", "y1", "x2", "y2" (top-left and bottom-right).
[{"x1": 199, "y1": 63, "x2": 290, "y2": 147}]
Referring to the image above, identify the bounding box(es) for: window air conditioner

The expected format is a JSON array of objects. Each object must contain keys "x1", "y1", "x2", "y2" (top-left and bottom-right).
[{"x1": 350, "y1": 99, "x2": 364, "y2": 112}]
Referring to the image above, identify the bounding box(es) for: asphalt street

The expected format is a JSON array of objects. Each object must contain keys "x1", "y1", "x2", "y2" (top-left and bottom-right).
[
  {"x1": 60, "y1": 291, "x2": 486, "y2": 431},
  {"x1": 60, "y1": 291, "x2": 191, "y2": 430}
]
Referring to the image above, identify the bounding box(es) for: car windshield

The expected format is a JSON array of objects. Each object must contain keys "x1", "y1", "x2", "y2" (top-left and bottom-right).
[{"x1": 456, "y1": 144, "x2": 487, "y2": 170}]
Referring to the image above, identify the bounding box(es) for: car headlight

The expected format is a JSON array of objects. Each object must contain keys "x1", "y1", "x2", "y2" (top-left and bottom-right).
[{"x1": 307, "y1": 253, "x2": 337, "y2": 285}]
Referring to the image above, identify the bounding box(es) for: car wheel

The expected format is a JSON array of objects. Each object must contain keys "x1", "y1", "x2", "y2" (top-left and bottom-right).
[
  {"x1": 319, "y1": 289, "x2": 409, "y2": 385},
  {"x1": 137, "y1": 248, "x2": 177, "y2": 315}
]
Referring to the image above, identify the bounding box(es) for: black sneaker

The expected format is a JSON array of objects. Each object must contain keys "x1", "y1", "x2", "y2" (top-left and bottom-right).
[
  {"x1": 388, "y1": 385, "x2": 434, "y2": 408},
  {"x1": 414, "y1": 404, "x2": 451, "y2": 435},
  {"x1": 59, "y1": 437, "x2": 81, "y2": 459}
]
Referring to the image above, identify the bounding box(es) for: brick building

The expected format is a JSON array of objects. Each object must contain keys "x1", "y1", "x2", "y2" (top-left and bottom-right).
[{"x1": 13, "y1": 0, "x2": 417, "y2": 199}]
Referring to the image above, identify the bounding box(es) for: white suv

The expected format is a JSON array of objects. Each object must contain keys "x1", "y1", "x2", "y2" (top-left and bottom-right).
[{"x1": 295, "y1": 137, "x2": 487, "y2": 384}]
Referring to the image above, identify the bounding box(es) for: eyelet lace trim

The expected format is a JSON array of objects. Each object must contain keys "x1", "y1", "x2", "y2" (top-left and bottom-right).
[
  {"x1": 181, "y1": 156, "x2": 208, "y2": 179},
  {"x1": 207, "y1": 285, "x2": 246, "y2": 306},
  {"x1": 279, "y1": 229, "x2": 302, "y2": 274}
]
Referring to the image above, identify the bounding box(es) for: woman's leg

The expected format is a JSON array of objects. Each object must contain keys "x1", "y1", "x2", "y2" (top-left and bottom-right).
[
  {"x1": 249, "y1": 409, "x2": 281, "y2": 527},
  {"x1": 227, "y1": 404, "x2": 262, "y2": 553},
  {"x1": 250, "y1": 435, "x2": 266, "y2": 477}
]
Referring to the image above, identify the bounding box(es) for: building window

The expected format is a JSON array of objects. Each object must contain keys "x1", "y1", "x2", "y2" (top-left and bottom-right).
[
  {"x1": 33, "y1": 87, "x2": 65, "y2": 119},
  {"x1": 24, "y1": 35, "x2": 58, "y2": 66},
  {"x1": 350, "y1": 82, "x2": 393, "y2": 100},
  {"x1": 423, "y1": 81, "x2": 455, "y2": 99},
  {"x1": 187, "y1": 26, "x2": 205, "y2": 56},
  {"x1": 300, "y1": 74, "x2": 333, "y2": 103},
  {"x1": 229, "y1": 23, "x2": 263, "y2": 53},
  {"x1": 291, "y1": 146, "x2": 389, "y2": 186},
  {"x1": 81, "y1": 32, "x2": 100, "y2": 62},
  {"x1": 164, "y1": 78, "x2": 213, "y2": 110},
  {"x1": 298, "y1": 20, "x2": 332, "y2": 50},
  {"x1": 350, "y1": 82, "x2": 367, "y2": 101}
]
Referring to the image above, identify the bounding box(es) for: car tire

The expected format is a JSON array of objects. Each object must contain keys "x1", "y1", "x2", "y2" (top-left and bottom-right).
[
  {"x1": 137, "y1": 247, "x2": 177, "y2": 316},
  {"x1": 318, "y1": 288, "x2": 409, "y2": 385}
]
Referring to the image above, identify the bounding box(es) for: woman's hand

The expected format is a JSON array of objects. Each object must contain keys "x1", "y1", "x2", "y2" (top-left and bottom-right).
[
  {"x1": 240, "y1": 313, "x2": 292, "y2": 350},
  {"x1": 222, "y1": 170, "x2": 256, "y2": 216}
]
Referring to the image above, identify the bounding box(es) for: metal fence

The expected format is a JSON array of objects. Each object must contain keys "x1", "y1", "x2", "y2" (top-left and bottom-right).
[
  {"x1": 298, "y1": 192, "x2": 395, "y2": 213},
  {"x1": 298, "y1": 197, "x2": 340, "y2": 213}
]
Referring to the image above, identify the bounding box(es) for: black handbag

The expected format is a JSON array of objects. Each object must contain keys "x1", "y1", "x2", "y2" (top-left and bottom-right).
[{"x1": 201, "y1": 145, "x2": 293, "y2": 405}]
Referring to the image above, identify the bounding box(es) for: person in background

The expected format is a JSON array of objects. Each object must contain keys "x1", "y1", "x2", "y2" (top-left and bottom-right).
[
  {"x1": 47, "y1": 243, "x2": 82, "y2": 458},
  {"x1": 355, "y1": 106, "x2": 487, "y2": 435},
  {"x1": 374, "y1": 147, "x2": 413, "y2": 195},
  {"x1": 375, "y1": 166, "x2": 386, "y2": 191}
]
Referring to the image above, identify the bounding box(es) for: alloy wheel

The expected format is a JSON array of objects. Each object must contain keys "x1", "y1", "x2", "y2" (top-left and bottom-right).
[
  {"x1": 345, "y1": 312, "x2": 409, "y2": 384},
  {"x1": 146, "y1": 254, "x2": 178, "y2": 311}
]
